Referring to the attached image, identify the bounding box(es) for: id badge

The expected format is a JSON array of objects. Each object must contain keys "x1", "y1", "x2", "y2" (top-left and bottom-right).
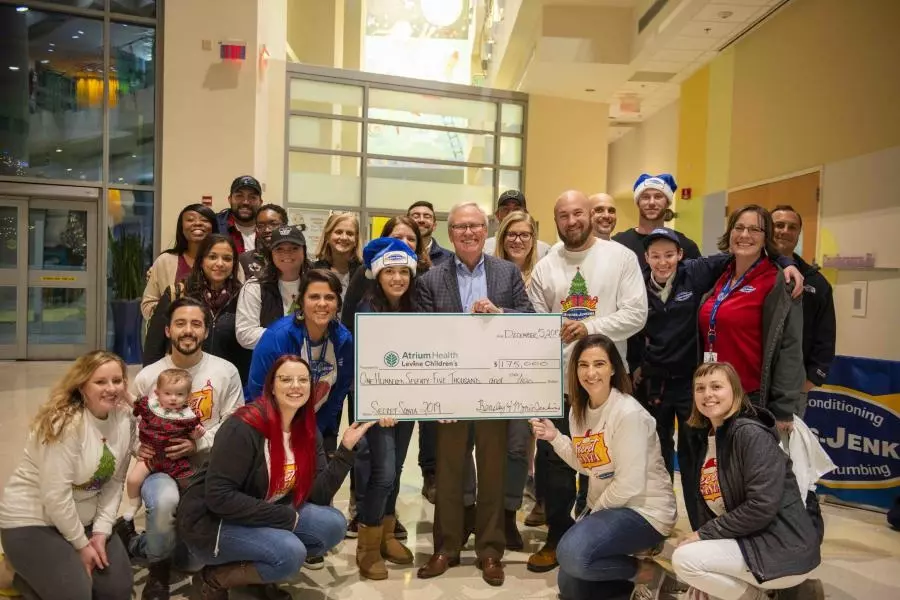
[{"x1": 703, "y1": 352, "x2": 718, "y2": 363}]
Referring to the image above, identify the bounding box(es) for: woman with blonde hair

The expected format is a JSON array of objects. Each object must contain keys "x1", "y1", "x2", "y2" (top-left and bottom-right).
[
  {"x1": 313, "y1": 212, "x2": 363, "y2": 302},
  {"x1": 0, "y1": 351, "x2": 135, "y2": 599},
  {"x1": 494, "y1": 211, "x2": 538, "y2": 286}
]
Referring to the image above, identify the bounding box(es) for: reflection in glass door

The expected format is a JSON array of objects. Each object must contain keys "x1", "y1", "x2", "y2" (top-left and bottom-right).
[{"x1": 0, "y1": 198, "x2": 97, "y2": 360}]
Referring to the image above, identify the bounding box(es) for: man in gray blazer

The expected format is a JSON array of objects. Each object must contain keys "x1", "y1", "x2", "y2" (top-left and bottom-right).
[{"x1": 415, "y1": 202, "x2": 534, "y2": 587}]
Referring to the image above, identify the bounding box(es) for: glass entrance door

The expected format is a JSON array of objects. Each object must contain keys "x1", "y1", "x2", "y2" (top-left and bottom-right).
[{"x1": 0, "y1": 198, "x2": 98, "y2": 360}]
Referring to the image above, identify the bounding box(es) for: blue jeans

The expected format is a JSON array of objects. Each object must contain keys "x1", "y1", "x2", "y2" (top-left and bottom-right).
[
  {"x1": 130, "y1": 472, "x2": 202, "y2": 570},
  {"x1": 358, "y1": 421, "x2": 414, "y2": 526},
  {"x1": 557, "y1": 507, "x2": 665, "y2": 600},
  {"x1": 189, "y1": 503, "x2": 347, "y2": 582}
]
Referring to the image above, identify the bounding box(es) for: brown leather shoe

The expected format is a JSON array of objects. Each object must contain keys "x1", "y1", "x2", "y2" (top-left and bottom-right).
[
  {"x1": 476, "y1": 557, "x2": 505, "y2": 586},
  {"x1": 526, "y1": 543, "x2": 558, "y2": 573},
  {"x1": 416, "y1": 552, "x2": 460, "y2": 579}
]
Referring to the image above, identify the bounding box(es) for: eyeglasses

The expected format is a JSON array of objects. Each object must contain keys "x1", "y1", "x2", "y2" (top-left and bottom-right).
[
  {"x1": 256, "y1": 221, "x2": 285, "y2": 232},
  {"x1": 732, "y1": 225, "x2": 765, "y2": 236},
  {"x1": 275, "y1": 375, "x2": 310, "y2": 385},
  {"x1": 505, "y1": 231, "x2": 533, "y2": 242},
  {"x1": 450, "y1": 223, "x2": 486, "y2": 233}
]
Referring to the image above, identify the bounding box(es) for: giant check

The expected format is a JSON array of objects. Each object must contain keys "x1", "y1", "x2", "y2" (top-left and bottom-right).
[{"x1": 355, "y1": 313, "x2": 565, "y2": 421}]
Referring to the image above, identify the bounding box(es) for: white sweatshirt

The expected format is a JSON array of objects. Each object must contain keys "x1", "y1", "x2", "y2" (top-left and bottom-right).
[
  {"x1": 550, "y1": 388, "x2": 677, "y2": 535},
  {"x1": 0, "y1": 406, "x2": 134, "y2": 549},
  {"x1": 528, "y1": 238, "x2": 647, "y2": 372},
  {"x1": 236, "y1": 277, "x2": 301, "y2": 349},
  {"x1": 131, "y1": 353, "x2": 244, "y2": 460}
]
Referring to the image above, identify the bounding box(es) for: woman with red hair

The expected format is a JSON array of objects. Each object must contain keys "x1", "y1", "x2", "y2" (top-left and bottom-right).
[{"x1": 176, "y1": 355, "x2": 372, "y2": 598}]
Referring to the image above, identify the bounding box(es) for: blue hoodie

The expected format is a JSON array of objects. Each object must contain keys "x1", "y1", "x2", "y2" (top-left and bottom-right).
[{"x1": 247, "y1": 314, "x2": 354, "y2": 437}]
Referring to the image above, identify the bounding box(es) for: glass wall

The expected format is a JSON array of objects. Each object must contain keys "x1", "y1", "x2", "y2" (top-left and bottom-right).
[
  {"x1": 0, "y1": 0, "x2": 157, "y2": 357},
  {"x1": 285, "y1": 66, "x2": 527, "y2": 255}
]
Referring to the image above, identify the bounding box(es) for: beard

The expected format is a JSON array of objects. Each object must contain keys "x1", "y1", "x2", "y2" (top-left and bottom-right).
[
  {"x1": 173, "y1": 335, "x2": 201, "y2": 356},
  {"x1": 558, "y1": 224, "x2": 592, "y2": 249}
]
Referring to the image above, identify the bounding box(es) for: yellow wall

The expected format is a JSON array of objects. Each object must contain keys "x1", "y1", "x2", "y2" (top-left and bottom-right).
[
  {"x1": 675, "y1": 65, "x2": 709, "y2": 243},
  {"x1": 728, "y1": 0, "x2": 900, "y2": 188},
  {"x1": 524, "y1": 95, "x2": 610, "y2": 244}
]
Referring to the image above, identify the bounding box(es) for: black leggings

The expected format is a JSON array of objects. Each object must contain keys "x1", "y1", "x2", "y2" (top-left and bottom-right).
[{"x1": 1, "y1": 525, "x2": 133, "y2": 600}]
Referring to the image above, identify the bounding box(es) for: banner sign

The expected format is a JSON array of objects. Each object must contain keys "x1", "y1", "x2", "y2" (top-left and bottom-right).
[{"x1": 805, "y1": 355, "x2": 900, "y2": 510}]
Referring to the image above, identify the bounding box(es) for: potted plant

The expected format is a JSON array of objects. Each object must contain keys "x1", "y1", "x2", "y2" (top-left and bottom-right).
[{"x1": 108, "y1": 228, "x2": 147, "y2": 364}]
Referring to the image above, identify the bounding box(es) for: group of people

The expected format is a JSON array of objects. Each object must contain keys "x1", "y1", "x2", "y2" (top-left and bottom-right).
[{"x1": 0, "y1": 171, "x2": 836, "y2": 600}]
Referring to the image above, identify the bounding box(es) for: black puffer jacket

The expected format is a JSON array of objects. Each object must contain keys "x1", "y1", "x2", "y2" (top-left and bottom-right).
[
  {"x1": 695, "y1": 408, "x2": 823, "y2": 583},
  {"x1": 176, "y1": 416, "x2": 354, "y2": 555}
]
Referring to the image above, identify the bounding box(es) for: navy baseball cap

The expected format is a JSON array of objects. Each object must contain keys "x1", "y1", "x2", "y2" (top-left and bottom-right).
[
  {"x1": 269, "y1": 225, "x2": 306, "y2": 249},
  {"x1": 230, "y1": 175, "x2": 262, "y2": 195},
  {"x1": 643, "y1": 227, "x2": 681, "y2": 250},
  {"x1": 497, "y1": 189, "x2": 526, "y2": 209}
]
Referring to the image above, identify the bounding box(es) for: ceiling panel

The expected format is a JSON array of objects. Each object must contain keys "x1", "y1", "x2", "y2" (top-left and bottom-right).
[
  {"x1": 694, "y1": 3, "x2": 762, "y2": 23},
  {"x1": 642, "y1": 60, "x2": 689, "y2": 73},
  {"x1": 666, "y1": 35, "x2": 720, "y2": 51},
  {"x1": 679, "y1": 19, "x2": 742, "y2": 38},
  {"x1": 651, "y1": 48, "x2": 704, "y2": 63}
]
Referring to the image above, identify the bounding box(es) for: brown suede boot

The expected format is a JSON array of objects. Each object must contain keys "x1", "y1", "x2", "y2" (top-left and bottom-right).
[
  {"x1": 356, "y1": 523, "x2": 388, "y2": 580},
  {"x1": 381, "y1": 515, "x2": 414, "y2": 565},
  {"x1": 193, "y1": 561, "x2": 265, "y2": 600}
]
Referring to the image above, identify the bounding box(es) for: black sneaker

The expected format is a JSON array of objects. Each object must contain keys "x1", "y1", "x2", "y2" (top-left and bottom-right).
[
  {"x1": 303, "y1": 556, "x2": 325, "y2": 570},
  {"x1": 141, "y1": 560, "x2": 171, "y2": 600},
  {"x1": 345, "y1": 516, "x2": 359, "y2": 539},
  {"x1": 394, "y1": 518, "x2": 408, "y2": 541},
  {"x1": 112, "y1": 517, "x2": 137, "y2": 553}
]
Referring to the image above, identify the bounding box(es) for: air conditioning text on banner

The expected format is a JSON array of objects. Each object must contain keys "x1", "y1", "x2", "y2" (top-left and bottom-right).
[{"x1": 804, "y1": 355, "x2": 900, "y2": 510}]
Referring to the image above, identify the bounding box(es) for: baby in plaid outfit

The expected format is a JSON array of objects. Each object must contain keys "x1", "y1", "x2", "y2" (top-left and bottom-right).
[{"x1": 122, "y1": 368, "x2": 205, "y2": 522}]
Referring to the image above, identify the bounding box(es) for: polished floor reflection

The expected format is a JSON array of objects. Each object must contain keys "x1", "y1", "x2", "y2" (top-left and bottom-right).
[{"x1": 0, "y1": 362, "x2": 898, "y2": 599}]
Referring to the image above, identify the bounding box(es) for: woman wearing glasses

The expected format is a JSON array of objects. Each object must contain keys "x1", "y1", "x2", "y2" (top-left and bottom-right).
[
  {"x1": 177, "y1": 355, "x2": 372, "y2": 598},
  {"x1": 490, "y1": 212, "x2": 540, "y2": 550},
  {"x1": 698, "y1": 205, "x2": 805, "y2": 436}
]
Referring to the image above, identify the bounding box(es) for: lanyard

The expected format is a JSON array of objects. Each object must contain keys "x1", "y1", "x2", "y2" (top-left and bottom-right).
[
  {"x1": 303, "y1": 328, "x2": 329, "y2": 387},
  {"x1": 707, "y1": 258, "x2": 761, "y2": 351}
]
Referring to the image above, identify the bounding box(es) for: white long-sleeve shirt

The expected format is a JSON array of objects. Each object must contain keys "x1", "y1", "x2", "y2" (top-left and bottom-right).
[
  {"x1": 0, "y1": 406, "x2": 134, "y2": 549},
  {"x1": 236, "y1": 277, "x2": 299, "y2": 350},
  {"x1": 131, "y1": 353, "x2": 244, "y2": 460},
  {"x1": 528, "y1": 238, "x2": 647, "y2": 373},
  {"x1": 550, "y1": 388, "x2": 677, "y2": 535}
]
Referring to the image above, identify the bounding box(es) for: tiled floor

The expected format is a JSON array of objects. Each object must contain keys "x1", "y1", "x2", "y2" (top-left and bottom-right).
[{"x1": 1, "y1": 361, "x2": 899, "y2": 599}]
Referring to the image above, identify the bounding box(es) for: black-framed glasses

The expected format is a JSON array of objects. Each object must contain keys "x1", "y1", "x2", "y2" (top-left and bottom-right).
[{"x1": 505, "y1": 231, "x2": 533, "y2": 242}]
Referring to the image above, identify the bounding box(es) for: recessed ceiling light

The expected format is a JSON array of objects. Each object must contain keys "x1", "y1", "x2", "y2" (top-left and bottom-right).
[
  {"x1": 49, "y1": 43, "x2": 55, "y2": 47},
  {"x1": 66, "y1": 168, "x2": 73, "y2": 172},
  {"x1": 47, "y1": 49, "x2": 54, "y2": 53},
  {"x1": 16, "y1": 6, "x2": 28, "y2": 12},
  {"x1": 77, "y1": 30, "x2": 85, "y2": 35},
  {"x1": 72, "y1": 35, "x2": 79, "y2": 39},
  {"x1": 717, "y1": 10, "x2": 734, "y2": 19},
  {"x1": 55, "y1": 148, "x2": 63, "y2": 153},
  {"x1": 585, "y1": 88, "x2": 596, "y2": 92},
  {"x1": 40, "y1": 60, "x2": 49, "y2": 64},
  {"x1": 8, "y1": 66, "x2": 20, "y2": 71}
]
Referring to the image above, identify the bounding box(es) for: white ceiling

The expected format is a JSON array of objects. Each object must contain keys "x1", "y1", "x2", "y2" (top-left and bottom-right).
[{"x1": 503, "y1": 0, "x2": 786, "y2": 141}]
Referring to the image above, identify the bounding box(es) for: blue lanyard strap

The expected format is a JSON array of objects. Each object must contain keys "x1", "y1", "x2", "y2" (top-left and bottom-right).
[
  {"x1": 303, "y1": 328, "x2": 329, "y2": 387},
  {"x1": 707, "y1": 258, "x2": 761, "y2": 350}
]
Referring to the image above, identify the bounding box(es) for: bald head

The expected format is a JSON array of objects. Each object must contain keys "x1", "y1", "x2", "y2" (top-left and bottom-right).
[
  {"x1": 589, "y1": 193, "x2": 617, "y2": 239},
  {"x1": 554, "y1": 190, "x2": 594, "y2": 250}
]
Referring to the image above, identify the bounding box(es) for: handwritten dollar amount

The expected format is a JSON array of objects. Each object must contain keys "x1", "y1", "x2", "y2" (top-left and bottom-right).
[{"x1": 494, "y1": 359, "x2": 560, "y2": 369}]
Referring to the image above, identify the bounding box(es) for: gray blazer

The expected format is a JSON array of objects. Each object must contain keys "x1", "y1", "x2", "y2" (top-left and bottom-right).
[{"x1": 415, "y1": 253, "x2": 535, "y2": 314}]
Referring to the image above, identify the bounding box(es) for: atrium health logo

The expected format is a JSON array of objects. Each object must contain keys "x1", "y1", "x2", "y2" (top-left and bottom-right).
[{"x1": 384, "y1": 351, "x2": 400, "y2": 368}]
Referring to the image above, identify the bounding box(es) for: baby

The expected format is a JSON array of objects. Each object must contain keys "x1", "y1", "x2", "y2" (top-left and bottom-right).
[{"x1": 122, "y1": 368, "x2": 205, "y2": 522}]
